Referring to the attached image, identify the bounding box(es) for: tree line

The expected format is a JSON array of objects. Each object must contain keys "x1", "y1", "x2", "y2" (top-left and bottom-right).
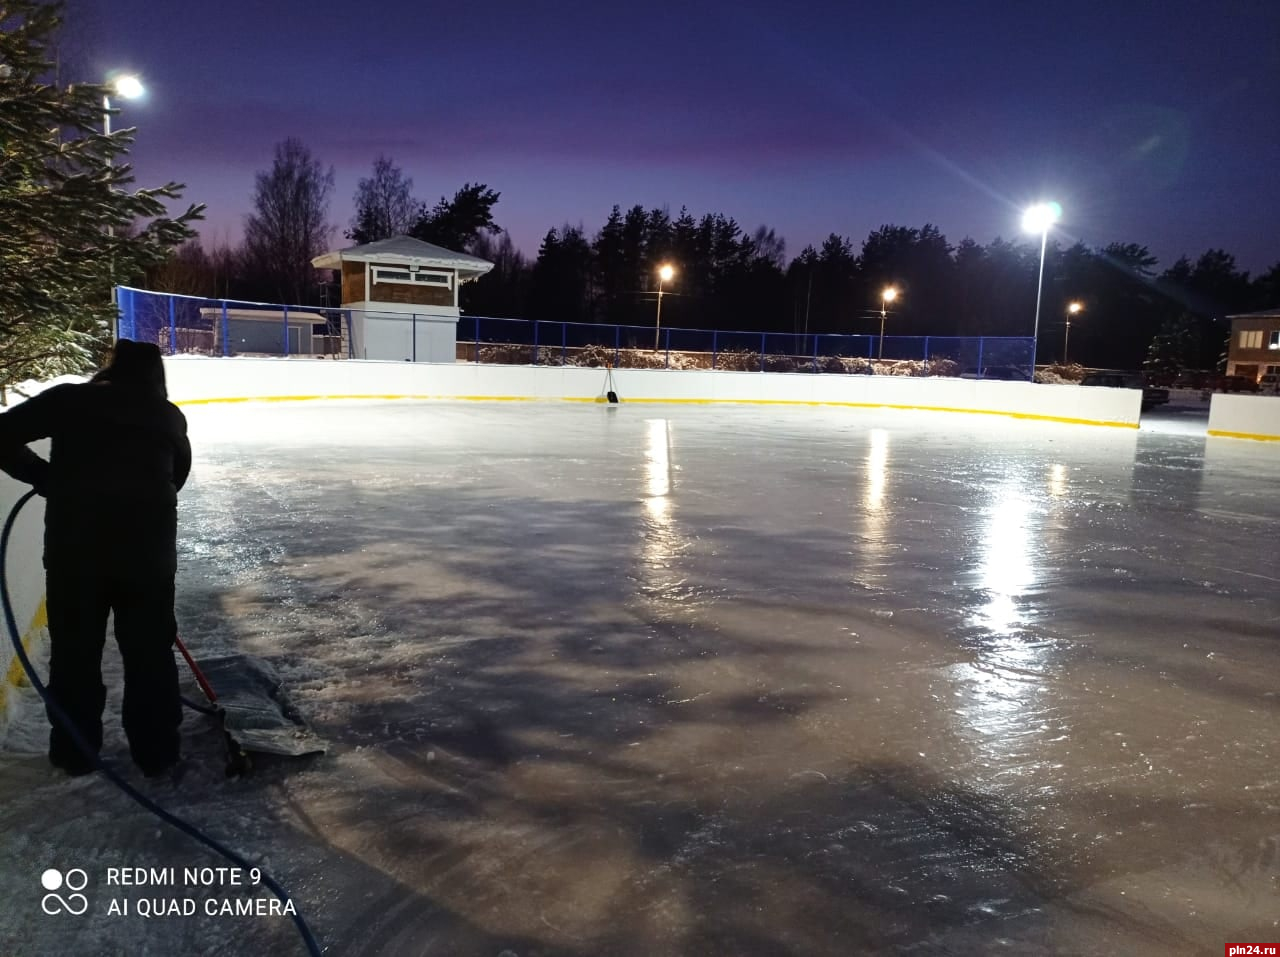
[{"x1": 149, "y1": 141, "x2": 1278, "y2": 373}]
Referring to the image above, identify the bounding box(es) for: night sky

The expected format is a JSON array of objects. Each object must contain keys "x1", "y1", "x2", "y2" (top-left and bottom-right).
[{"x1": 94, "y1": 0, "x2": 1279, "y2": 272}]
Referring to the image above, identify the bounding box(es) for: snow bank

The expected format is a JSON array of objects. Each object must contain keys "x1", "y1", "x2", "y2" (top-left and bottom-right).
[{"x1": 8, "y1": 373, "x2": 88, "y2": 399}]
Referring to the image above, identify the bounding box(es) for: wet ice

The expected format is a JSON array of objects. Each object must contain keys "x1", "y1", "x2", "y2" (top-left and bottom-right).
[{"x1": 1, "y1": 399, "x2": 1278, "y2": 956}]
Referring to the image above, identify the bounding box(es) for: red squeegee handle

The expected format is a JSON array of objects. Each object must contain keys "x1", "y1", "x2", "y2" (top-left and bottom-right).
[{"x1": 175, "y1": 635, "x2": 219, "y2": 704}]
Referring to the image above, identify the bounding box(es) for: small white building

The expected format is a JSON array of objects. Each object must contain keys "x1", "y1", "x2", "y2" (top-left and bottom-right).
[
  {"x1": 311, "y1": 236, "x2": 494, "y2": 363},
  {"x1": 194, "y1": 307, "x2": 337, "y2": 357}
]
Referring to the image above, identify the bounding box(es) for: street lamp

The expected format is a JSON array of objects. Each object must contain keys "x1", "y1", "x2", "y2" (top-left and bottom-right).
[
  {"x1": 878, "y1": 286, "x2": 899, "y2": 360},
  {"x1": 103, "y1": 74, "x2": 143, "y2": 340},
  {"x1": 1064, "y1": 300, "x2": 1083, "y2": 364},
  {"x1": 102, "y1": 74, "x2": 143, "y2": 234},
  {"x1": 1021, "y1": 201, "x2": 1061, "y2": 376},
  {"x1": 654, "y1": 263, "x2": 674, "y2": 351},
  {"x1": 103, "y1": 73, "x2": 144, "y2": 140}
]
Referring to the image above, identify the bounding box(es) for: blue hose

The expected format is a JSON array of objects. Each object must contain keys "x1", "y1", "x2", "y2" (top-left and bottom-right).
[{"x1": 1, "y1": 490, "x2": 323, "y2": 956}]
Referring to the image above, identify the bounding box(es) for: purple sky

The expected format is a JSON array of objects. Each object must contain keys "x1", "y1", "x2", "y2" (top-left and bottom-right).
[{"x1": 95, "y1": 0, "x2": 1279, "y2": 273}]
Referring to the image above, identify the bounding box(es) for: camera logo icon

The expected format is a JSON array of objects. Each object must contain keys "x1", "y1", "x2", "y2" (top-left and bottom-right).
[{"x1": 41, "y1": 868, "x2": 89, "y2": 916}]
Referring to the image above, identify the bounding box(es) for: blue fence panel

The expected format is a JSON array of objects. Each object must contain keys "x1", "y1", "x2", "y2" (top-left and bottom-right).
[
  {"x1": 815, "y1": 334, "x2": 876, "y2": 363},
  {"x1": 873, "y1": 336, "x2": 923, "y2": 363},
  {"x1": 710, "y1": 331, "x2": 763, "y2": 371},
  {"x1": 116, "y1": 287, "x2": 350, "y2": 359},
  {"x1": 470, "y1": 315, "x2": 535, "y2": 364},
  {"x1": 615, "y1": 323, "x2": 659, "y2": 355},
  {"x1": 974, "y1": 338, "x2": 1035, "y2": 379},
  {"x1": 562, "y1": 321, "x2": 622, "y2": 366},
  {"x1": 115, "y1": 287, "x2": 1035, "y2": 380},
  {"x1": 760, "y1": 332, "x2": 822, "y2": 373}
]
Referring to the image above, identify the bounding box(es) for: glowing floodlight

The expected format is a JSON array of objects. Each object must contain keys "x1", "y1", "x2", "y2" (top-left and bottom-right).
[
  {"x1": 1020, "y1": 201, "x2": 1062, "y2": 369},
  {"x1": 113, "y1": 74, "x2": 145, "y2": 100},
  {"x1": 878, "y1": 287, "x2": 900, "y2": 359},
  {"x1": 1021, "y1": 201, "x2": 1061, "y2": 234}
]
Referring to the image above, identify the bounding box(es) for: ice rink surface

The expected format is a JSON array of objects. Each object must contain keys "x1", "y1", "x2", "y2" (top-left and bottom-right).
[{"x1": 2, "y1": 398, "x2": 1279, "y2": 956}]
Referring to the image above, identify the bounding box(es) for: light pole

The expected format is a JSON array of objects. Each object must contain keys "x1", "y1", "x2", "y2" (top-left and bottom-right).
[
  {"x1": 1021, "y1": 201, "x2": 1061, "y2": 377},
  {"x1": 103, "y1": 74, "x2": 144, "y2": 139},
  {"x1": 103, "y1": 75, "x2": 143, "y2": 341},
  {"x1": 1064, "y1": 301, "x2": 1082, "y2": 364},
  {"x1": 654, "y1": 263, "x2": 674, "y2": 351},
  {"x1": 878, "y1": 286, "x2": 898, "y2": 360},
  {"x1": 102, "y1": 74, "x2": 144, "y2": 237}
]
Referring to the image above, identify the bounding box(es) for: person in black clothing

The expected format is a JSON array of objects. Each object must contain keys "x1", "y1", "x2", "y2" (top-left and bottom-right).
[{"x1": 0, "y1": 340, "x2": 191, "y2": 776}]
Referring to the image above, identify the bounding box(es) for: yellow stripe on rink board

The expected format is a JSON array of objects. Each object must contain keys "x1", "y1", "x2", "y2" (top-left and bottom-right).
[
  {"x1": 1, "y1": 598, "x2": 48, "y2": 712},
  {"x1": 1207, "y1": 429, "x2": 1280, "y2": 442},
  {"x1": 178, "y1": 394, "x2": 538, "y2": 405},
  {"x1": 175, "y1": 393, "x2": 1139, "y2": 428}
]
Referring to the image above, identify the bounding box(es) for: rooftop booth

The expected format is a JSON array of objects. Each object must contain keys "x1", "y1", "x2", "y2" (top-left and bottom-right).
[{"x1": 312, "y1": 236, "x2": 494, "y2": 363}]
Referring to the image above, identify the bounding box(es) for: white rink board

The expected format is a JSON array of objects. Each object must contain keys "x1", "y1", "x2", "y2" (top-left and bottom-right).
[
  {"x1": 0, "y1": 441, "x2": 49, "y2": 739},
  {"x1": 162, "y1": 356, "x2": 1141, "y2": 427},
  {"x1": 1208, "y1": 394, "x2": 1280, "y2": 442}
]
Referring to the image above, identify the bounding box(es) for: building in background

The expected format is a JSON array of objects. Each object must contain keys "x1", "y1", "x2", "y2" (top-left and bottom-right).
[
  {"x1": 312, "y1": 236, "x2": 493, "y2": 362},
  {"x1": 1224, "y1": 309, "x2": 1280, "y2": 383},
  {"x1": 193, "y1": 307, "x2": 336, "y2": 357}
]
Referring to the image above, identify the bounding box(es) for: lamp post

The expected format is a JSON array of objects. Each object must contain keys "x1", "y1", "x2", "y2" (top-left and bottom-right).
[
  {"x1": 654, "y1": 263, "x2": 674, "y2": 351},
  {"x1": 103, "y1": 74, "x2": 144, "y2": 139},
  {"x1": 1021, "y1": 201, "x2": 1061, "y2": 377},
  {"x1": 1064, "y1": 300, "x2": 1082, "y2": 364},
  {"x1": 102, "y1": 75, "x2": 144, "y2": 234},
  {"x1": 103, "y1": 75, "x2": 143, "y2": 341},
  {"x1": 878, "y1": 286, "x2": 898, "y2": 360}
]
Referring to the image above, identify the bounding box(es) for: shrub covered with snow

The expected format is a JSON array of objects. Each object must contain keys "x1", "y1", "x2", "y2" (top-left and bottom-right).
[
  {"x1": 711, "y1": 348, "x2": 761, "y2": 372},
  {"x1": 926, "y1": 358, "x2": 960, "y2": 378},
  {"x1": 1039, "y1": 362, "x2": 1086, "y2": 384},
  {"x1": 478, "y1": 344, "x2": 534, "y2": 365}
]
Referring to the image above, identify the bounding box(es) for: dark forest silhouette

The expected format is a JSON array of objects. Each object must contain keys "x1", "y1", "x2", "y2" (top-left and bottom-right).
[{"x1": 147, "y1": 151, "x2": 1280, "y2": 373}]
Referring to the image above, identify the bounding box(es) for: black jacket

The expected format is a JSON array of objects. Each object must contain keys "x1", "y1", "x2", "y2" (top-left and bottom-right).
[{"x1": 0, "y1": 381, "x2": 191, "y2": 577}]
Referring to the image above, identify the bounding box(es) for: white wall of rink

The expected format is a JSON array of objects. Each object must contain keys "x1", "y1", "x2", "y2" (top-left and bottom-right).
[
  {"x1": 162, "y1": 355, "x2": 1144, "y2": 427},
  {"x1": 0, "y1": 441, "x2": 49, "y2": 738},
  {"x1": 1207, "y1": 393, "x2": 1280, "y2": 442}
]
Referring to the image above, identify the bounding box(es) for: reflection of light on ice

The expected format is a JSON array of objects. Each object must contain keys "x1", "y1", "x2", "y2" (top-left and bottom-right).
[
  {"x1": 643, "y1": 419, "x2": 677, "y2": 571},
  {"x1": 953, "y1": 475, "x2": 1054, "y2": 762},
  {"x1": 645, "y1": 494, "x2": 670, "y2": 522},
  {"x1": 975, "y1": 480, "x2": 1036, "y2": 637},
  {"x1": 865, "y1": 429, "x2": 888, "y2": 512},
  {"x1": 645, "y1": 419, "x2": 671, "y2": 499},
  {"x1": 1048, "y1": 463, "x2": 1067, "y2": 498},
  {"x1": 856, "y1": 429, "x2": 890, "y2": 588}
]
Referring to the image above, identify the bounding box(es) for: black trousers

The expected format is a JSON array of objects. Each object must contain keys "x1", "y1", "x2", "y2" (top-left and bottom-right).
[{"x1": 44, "y1": 569, "x2": 182, "y2": 770}]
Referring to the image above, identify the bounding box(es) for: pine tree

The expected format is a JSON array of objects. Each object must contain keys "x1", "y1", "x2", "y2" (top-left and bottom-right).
[
  {"x1": 0, "y1": 0, "x2": 202, "y2": 390},
  {"x1": 409, "y1": 183, "x2": 501, "y2": 253},
  {"x1": 1143, "y1": 313, "x2": 1200, "y2": 377}
]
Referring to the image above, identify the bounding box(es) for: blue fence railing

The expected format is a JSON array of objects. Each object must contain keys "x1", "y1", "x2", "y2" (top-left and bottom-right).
[
  {"x1": 116, "y1": 287, "x2": 1036, "y2": 380},
  {"x1": 115, "y1": 287, "x2": 352, "y2": 359}
]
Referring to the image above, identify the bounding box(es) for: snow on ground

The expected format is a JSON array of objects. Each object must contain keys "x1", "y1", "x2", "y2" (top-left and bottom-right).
[
  {"x1": 1, "y1": 400, "x2": 1278, "y2": 956},
  {"x1": 7, "y1": 374, "x2": 88, "y2": 401}
]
